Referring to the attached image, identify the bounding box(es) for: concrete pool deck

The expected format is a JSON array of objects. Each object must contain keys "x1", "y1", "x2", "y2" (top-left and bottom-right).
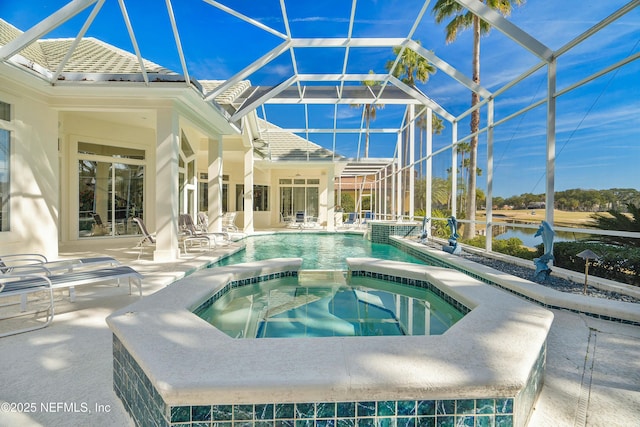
[{"x1": 0, "y1": 238, "x2": 638, "y2": 426}]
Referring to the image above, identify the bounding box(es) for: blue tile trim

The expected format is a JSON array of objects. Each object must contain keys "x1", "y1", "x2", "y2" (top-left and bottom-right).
[
  {"x1": 113, "y1": 334, "x2": 169, "y2": 427},
  {"x1": 112, "y1": 332, "x2": 548, "y2": 427},
  {"x1": 164, "y1": 400, "x2": 514, "y2": 427},
  {"x1": 349, "y1": 270, "x2": 470, "y2": 314},
  {"x1": 389, "y1": 239, "x2": 640, "y2": 327}
]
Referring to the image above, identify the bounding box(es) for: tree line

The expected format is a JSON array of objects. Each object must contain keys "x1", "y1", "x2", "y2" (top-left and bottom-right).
[{"x1": 493, "y1": 188, "x2": 640, "y2": 212}]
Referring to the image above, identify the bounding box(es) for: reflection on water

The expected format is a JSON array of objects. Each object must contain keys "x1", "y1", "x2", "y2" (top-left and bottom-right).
[{"x1": 495, "y1": 226, "x2": 592, "y2": 248}]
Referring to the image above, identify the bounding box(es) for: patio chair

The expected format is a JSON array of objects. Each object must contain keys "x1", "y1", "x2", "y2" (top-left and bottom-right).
[
  {"x1": 0, "y1": 253, "x2": 121, "y2": 301},
  {"x1": 222, "y1": 212, "x2": 239, "y2": 233},
  {"x1": 342, "y1": 212, "x2": 358, "y2": 228},
  {"x1": 179, "y1": 214, "x2": 229, "y2": 246},
  {"x1": 360, "y1": 211, "x2": 374, "y2": 227},
  {"x1": 133, "y1": 217, "x2": 210, "y2": 258},
  {"x1": 287, "y1": 211, "x2": 306, "y2": 229},
  {"x1": 197, "y1": 212, "x2": 208, "y2": 232},
  {"x1": 1, "y1": 264, "x2": 143, "y2": 337}
]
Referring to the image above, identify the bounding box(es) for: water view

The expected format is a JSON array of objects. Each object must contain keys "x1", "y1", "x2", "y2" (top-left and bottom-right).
[{"x1": 495, "y1": 226, "x2": 593, "y2": 247}]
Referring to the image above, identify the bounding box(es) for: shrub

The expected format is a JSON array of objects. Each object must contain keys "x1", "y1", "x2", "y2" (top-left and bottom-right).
[
  {"x1": 547, "y1": 242, "x2": 640, "y2": 286},
  {"x1": 463, "y1": 236, "x2": 538, "y2": 260}
]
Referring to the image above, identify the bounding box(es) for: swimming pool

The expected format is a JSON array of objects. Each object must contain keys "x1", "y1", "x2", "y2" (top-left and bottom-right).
[
  {"x1": 214, "y1": 233, "x2": 426, "y2": 269},
  {"x1": 195, "y1": 272, "x2": 465, "y2": 338}
]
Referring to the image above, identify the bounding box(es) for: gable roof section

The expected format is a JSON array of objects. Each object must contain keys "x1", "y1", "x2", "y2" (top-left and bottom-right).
[
  {"x1": 0, "y1": 18, "x2": 344, "y2": 164},
  {"x1": 255, "y1": 118, "x2": 342, "y2": 162},
  {"x1": 0, "y1": 19, "x2": 174, "y2": 75},
  {"x1": 0, "y1": 18, "x2": 253, "y2": 108}
]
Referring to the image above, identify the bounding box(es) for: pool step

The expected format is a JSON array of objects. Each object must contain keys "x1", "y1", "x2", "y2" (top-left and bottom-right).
[{"x1": 297, "y1": 270, "x2": 347, "y2": 286}]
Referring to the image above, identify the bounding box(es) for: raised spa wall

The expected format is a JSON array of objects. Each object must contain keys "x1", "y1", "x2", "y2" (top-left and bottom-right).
[{"x1": 108, "y1": 256, "x2": 553, "y2": 427}]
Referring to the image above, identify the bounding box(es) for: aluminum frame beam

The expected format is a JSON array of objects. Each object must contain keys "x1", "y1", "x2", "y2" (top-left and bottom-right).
[
  {"x1": 0, "y1": 0, "x2": 99, "y2": 60},
  {"x1": 454, "y1": 0, "x2": 553, "y2": 62}
]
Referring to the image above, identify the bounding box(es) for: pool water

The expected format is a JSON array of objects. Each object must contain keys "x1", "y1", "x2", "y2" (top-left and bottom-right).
[
  {"x1": 215, "y1": 233, "x2": 426, "y2": 269},
  {"x1": 196, "y1": 274, "x2": 465, "y2": 338}
]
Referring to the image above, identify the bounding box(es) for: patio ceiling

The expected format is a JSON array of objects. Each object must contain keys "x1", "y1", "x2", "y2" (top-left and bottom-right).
[{"x1": 1, "y1": 0, "x2": 637, "y2": 177}]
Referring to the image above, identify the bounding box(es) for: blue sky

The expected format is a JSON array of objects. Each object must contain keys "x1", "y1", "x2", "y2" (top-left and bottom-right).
[{"x1": 1, "y1": 0, "x2": 638, "y2": 198}]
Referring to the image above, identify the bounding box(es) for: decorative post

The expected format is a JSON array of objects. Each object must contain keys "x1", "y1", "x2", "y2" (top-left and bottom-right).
[{"x1": 576, "y1": 249, "x2": 600, "y2": 295}]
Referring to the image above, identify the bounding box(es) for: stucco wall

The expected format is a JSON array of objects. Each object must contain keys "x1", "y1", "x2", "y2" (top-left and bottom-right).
[{"x1": 0, "y1": 79, "x2": 59, "y2": 257}]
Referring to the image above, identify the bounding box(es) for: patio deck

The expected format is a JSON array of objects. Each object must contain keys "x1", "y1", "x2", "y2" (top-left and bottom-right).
[{"x1": 0, "y1": 237, "x2": 638, "y2": 427}]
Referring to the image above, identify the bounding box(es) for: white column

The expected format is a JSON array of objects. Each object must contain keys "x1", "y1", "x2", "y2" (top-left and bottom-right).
[
  {"x1": 426, "y1": 109, "x2": 433, "y2": 236},
  {"x1": 409, "y1": 105, "x2": 415, "y2": 221},
  {"x1": 243, "y1": 145, "x2": 254, "y2": 232},
  {"x1": 451, "y1": 122, "x2": 458, "y2": 217},
  {"x1": 154, "y1": 108, "x2": 180, "y2": 261},
  {"x1": 207, "y1": 136, "x2": 223, "y2": 232},
  {"x1": 391, "y1": 162, "x2": 396, "y2": 219},
  {"x1": 326, "y1": 167, "x2": 335, "y2": 231},
  {"x1": 396, "y1": 132, "x2": 403, "y2": 220},
  {"x1": 486, "y1": 101, "x2": 494, "y2": 252},
  {"x1": 546, "y1": 59, "x2": 556, "y2": 225}
]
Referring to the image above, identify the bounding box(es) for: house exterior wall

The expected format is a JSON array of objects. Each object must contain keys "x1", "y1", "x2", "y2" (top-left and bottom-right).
[
  {"x1": 0, "y1": 76, "x2": 59, "y2": 257},
  {"x1": 59, "y1": 112, "x2": 156, "y2": 243}
]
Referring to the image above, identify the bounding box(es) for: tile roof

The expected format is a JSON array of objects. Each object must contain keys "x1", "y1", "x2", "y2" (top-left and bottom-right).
[
  {"x1": 0, "y1": 19, "x2": 342, "y2": 163},
  {"x1": 200, "y1": 80, "x2": 252, "y2": 105},
  {"x1": 255, "y1": 118, "x2": 343, "y2": 162},
  {"x1": 0, "y1": 19, "x2": 48, "y2": 67},
  {"x1": 39, "y1": 38, "x2": 175, "y2": 74}
]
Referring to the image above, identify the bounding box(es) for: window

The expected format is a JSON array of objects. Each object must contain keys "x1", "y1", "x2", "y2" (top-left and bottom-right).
[
  {"x1": 0, "y1": 101, "x2": 11, "y2": 232},
  {"x1": 235, "y1": 184, "x2": 269, "y2": 212},
  {"x1": 254, "y1": 185, "x2": 269, "y2": 211},
  {"x1": 279, "y1": 178, "x2": 319, "y2": 221},
  {"x1": 199, "y1": 173, "x2": 229, "y2": 213},
  {"x1": 78, "y1": 142, "x2": 145, "y2": 238},
  {"x1": 236, "y1": 184, "x2": 244, "y2": 211}
]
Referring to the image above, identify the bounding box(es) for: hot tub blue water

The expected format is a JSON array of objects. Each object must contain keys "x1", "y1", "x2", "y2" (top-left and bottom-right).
[{"x1": 195, "y1": 273, "x2": 465, "y2": 338}]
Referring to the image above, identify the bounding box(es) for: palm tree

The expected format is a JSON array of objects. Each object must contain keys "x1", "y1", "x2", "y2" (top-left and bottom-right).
[
  {"x1": 385, "y1": 42, "x2": 436, "y2": 87},
  {"x1": 591, "y1": 203, "x2": 640, "y2": 247},
  {"x1": 432, "y1": 0, "x2": 524, "y2": 238},
  {"x1": 385, "y1": 42, "x2": 437, "y2": 215},
  {"x1": 351, "y1": 71, "x2": 383, "y2": 158}
]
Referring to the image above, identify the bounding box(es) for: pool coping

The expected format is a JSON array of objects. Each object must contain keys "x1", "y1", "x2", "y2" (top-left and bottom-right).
[
  {"x1": 107, "y1": 257, "x2": 553, "y2": 407},
  {"x1": 392, "y1": 237, "x2": 640, "y2": 325}
]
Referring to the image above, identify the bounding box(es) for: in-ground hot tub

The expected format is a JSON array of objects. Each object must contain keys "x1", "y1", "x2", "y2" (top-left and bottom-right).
[{"x1": 107, "y1": 258, "x2": 553, "y2": 427}]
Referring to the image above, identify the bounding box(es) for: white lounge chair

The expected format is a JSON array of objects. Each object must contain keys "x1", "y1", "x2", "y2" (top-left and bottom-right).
[
  {"x1": 0, "y1": 253, "x2": 122, "y2": 302},
  {"x1": 222, "y1": 212, "x2": 239, "y2": 233},
  {"x1": 133, "y1": 217, "x2": 210, "y2": 258},
  {"x1": 1, "y1": 264, "x2": 143, "y2": 337},
  {"x1": 0, "y1": 253, "x2": 120, "y2": 274},
  {"x1": 179, "y1": 214, "x2": 229, "y2": 246}
]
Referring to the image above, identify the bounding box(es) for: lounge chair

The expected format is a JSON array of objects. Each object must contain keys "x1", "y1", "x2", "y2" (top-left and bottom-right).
[
  {"x1": 342, "y1": 212, "x2": 358, "y2": 228},
  {"x1": 222, "y1": 212, "x2": 239, "y2": 233},
  {"x1": 179, "y1": 214, "x2": 229, "y2": 246},
  {"x1": 287, "y1": 211, "x2": 306, "y2": 229},
  {"x1": 197, "y1": 212, "x2": 209, "y2": 232},
  {"x1": 0, "y1": 253, "x2": 121, "y2": 301},
  {"x1": 360, "y1": 211, "x2": 374, "y2": 227},
  {"x1": 133, "y1": 217, "x2": 210, "y2": 258},
  {"x1": 1, "y1": 264, "x2": 143, "y2": 337}
]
